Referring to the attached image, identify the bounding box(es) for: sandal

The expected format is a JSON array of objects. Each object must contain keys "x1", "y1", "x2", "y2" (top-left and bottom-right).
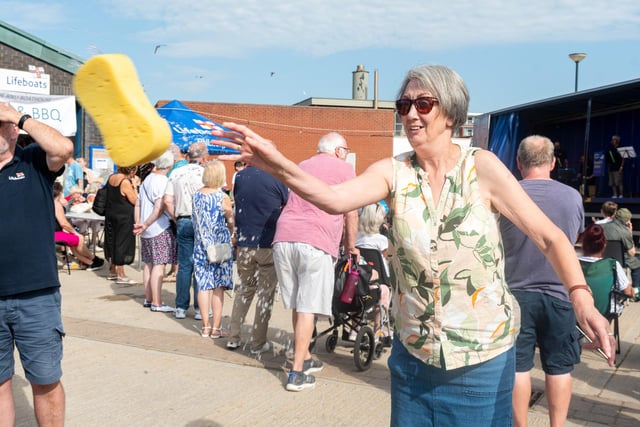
[
  {"x1": 107, "y1": 273, "x2": 118, "y2": 280},
  {"x1": 163, "y1": 273, "x2": 177, "y2": 282},
  {"x1": 201, "y1": 326, "x2": 212, "y2": 338},
  {"x1": 210, "y1": 327, "x2": 229, "y2": 339}
]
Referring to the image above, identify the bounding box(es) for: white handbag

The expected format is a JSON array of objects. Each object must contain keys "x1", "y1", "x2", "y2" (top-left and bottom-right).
[{"x1": 205, "y1": 243, "x2": 232, "y2": 263}]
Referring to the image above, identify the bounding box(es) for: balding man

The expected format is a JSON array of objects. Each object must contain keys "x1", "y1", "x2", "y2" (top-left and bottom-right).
[
  {"x1": 500, "y1": 135, "x2": 585, "y2": 427},
  {"x1": 272, "y1": 132, "x2": 358, "y2": 391}
]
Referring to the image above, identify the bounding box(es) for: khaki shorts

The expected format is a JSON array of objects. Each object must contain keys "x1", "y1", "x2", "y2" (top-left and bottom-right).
[
  {"x1": 609, "y1": 170, "x2": 622, "y2": 186},
  {"x1": 273, "y1": 242, "x2": 335, "y2": 316}
]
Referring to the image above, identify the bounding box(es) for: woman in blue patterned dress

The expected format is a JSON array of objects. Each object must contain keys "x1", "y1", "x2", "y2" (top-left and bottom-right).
[{"x1": 192, "y1": 160, "x2": 235, "y2": 338}]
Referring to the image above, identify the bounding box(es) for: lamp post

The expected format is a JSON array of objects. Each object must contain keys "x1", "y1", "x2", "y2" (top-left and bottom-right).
[{"x1": 569, "y1": 53, "x2": 587, "y2": 92}]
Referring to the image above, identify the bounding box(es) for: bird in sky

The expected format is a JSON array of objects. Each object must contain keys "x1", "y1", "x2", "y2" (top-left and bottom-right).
[
  {"x1": 87, "y1": 44, "x2": 102, "y2": 55},
  {"x1": 154, "y1": 44, "x2": 167, "y2": 54}
]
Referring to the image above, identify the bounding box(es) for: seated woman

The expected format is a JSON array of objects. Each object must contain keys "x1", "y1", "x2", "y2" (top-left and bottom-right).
[
  {"x1": 579, "y1": 223, "x2": 635, "y2": 317},
  {"x1": 355, "y1": 202, "x2": 391, "y2": 337},
  {"x1": 356, "y1": 202, "x2": 390, "y2": 276},
  {"x1": 54, "y1": 182, "x2": 105, "y2": 271}
]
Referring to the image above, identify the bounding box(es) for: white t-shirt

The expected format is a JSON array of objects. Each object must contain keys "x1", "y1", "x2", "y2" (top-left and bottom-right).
[
  {"x1": 356, "y1": 232, "x2": 389, "y2": 276},
  {"x1": 164, "y1": 163, "x2": 204, "y2": 217},
  {"x1": 139, "y1": 173, "x2": 171, "y2": 238}
]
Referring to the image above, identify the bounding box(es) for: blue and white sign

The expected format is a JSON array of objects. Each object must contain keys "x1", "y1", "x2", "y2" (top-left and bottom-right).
[
  {"x1": 156, "y1": 100, "x2": 239, "y2": 155},
  {"x1": 593, "y1": 151, "x2": 605, "y2": 177}
]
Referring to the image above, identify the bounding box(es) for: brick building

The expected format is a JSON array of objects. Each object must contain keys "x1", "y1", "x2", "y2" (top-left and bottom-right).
[{"x1": 160, "y1": 100, "x2": 395, "y2": 178}]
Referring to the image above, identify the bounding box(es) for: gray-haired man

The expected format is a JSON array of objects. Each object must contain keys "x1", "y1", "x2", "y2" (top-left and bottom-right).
[{"x1": 164, "y1": 142, "x2": 207, "y2": 319}]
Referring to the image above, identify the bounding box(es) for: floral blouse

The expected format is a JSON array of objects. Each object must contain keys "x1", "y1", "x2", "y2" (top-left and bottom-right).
[{"x1": 387, "y1": 146, "x2": 519, "y2": 370}]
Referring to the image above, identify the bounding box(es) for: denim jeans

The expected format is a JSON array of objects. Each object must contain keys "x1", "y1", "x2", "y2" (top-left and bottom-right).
[
  {"x1": 0, "y1": 288, "x2": 64, "y2": 384},
  {"x1": 388, "y1": 335, "x2": 515, "y2": 427},
  {"x1": 175, "y1": 218, "x2": 198, "y2": 311}
]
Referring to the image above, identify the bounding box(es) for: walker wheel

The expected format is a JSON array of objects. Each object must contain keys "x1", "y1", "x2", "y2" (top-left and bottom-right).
[
  {"x1": 353, "y1": 325, "x2": 375, "y2": 371},
  {"x1": 374, "y1": 342, "x2": 385, "y2": 359},
  {"x1": 325, "y1": 334, "x2": 338, "y2": 353}
]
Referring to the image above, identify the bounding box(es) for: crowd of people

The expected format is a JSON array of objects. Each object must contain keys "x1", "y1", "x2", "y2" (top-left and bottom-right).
[
  {"x1": 2, "y1": 62, "x2": 637, "y2": 425},
  {"x1": 211, "y1": 64, "x2": 614, "y2": 426}
]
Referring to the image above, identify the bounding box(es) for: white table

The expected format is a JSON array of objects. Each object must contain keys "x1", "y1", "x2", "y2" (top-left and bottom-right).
[{"x1": 66, "y1": 211, "x2": 105, "y2": 255}]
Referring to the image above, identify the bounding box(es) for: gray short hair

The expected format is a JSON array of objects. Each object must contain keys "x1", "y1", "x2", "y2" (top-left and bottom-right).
[
  {"x1": 358, "y1": 203, "x2": 387, "y2": 235},
  {"x1": 517, "y1": 135, "x2": 554, "y2": 168},
  {"x1": 168, "y1": 143, "x2": 182, "y2": 156},
  {"x1": 396, "y1": 65, "x2": 469, "y2": 133},
  {"x1": 317, "y1": 132, "x2": 346, "y2": 154},
  {"x1": 188, "y1": 142, "x2": 207, "y2": 160},
  {"x1": 152, "y1": 150, "x2": 175, "y2": 170}
]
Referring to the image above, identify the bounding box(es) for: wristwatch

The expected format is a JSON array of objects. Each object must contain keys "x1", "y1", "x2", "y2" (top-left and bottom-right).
[{"x1": 18, "y1": 114, "x2": 32, "y2": 129}]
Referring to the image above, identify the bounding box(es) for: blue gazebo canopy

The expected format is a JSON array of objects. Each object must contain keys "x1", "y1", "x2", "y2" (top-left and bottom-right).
[{"x1": 156, "y1": 100, "x2": 239, "y2": 155}]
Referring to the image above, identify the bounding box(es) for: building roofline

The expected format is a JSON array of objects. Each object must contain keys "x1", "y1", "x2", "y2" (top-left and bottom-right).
[
  {"x1": 0, "y1": 20, "x2": 84, "y2": 73},
  {"x1": 294, "y1": 97, "x2": 396, "y2": 109},
  {"x1": 486, "y1": 77, "x2": 640, "y2": 116}
]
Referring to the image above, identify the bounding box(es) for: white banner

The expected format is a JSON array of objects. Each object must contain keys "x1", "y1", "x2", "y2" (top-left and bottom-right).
[
  {"x1": 0, "y1": 90, "x2": 77, "y2": 136},
  {"x1": 0, "y1": 68, "x2": 50, "y2": 95}
]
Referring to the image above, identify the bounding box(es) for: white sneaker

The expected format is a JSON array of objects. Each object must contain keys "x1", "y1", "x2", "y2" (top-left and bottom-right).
[
  {"x1": 250, "y1": 342, "x2": 271, "y2": 355},
  {"x1": 150, "y1": 304, "x2": 175, "y2": 313},
  {"x1": 226, "y1": 341, "x2": 241, "y2": 350},
  {"x1": 175, "y1": 308, "x2": 186, "y2": 319}
]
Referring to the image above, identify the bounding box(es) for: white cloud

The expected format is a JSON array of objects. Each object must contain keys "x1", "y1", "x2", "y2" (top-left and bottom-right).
[{"x1": 101, "y1": 0, "x2": 640, "y2": 57}]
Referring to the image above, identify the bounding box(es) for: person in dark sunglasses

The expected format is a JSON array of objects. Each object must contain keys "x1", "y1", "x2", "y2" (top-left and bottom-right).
[{"x1": 210, "y1": 64, "x2": 614, "y2": 427}]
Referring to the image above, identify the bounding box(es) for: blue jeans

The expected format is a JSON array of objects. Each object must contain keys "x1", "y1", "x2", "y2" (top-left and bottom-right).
[
  {"x1": 175, "y1": 218, "x2": 198, "y2": 311},
  {"x1": 388, "y1": 335, "x2": 514, "y2": 427}
]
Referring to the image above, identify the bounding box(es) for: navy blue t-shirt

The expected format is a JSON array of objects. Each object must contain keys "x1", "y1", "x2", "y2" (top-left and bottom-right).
[
  {"x1": 233, "y1": 166, "x2": 288, "y2": 248},
  {"x1": 0, "y1": 144, "x2": 62, "y2": 296}
]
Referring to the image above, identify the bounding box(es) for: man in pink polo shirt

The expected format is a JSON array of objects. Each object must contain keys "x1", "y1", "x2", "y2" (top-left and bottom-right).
[{"x1": 273, "y1": 132, "x2": 358, "y2": 392}]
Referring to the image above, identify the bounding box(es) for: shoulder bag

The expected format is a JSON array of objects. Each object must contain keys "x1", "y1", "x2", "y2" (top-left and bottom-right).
[{"x1": 92, "y1": 184, "x2": 108, "y2": 216}]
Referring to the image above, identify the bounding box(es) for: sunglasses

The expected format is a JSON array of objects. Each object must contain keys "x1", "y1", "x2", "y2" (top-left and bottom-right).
[{"x1": 395, "y1": 96, "x2": 439, "y2": 116}]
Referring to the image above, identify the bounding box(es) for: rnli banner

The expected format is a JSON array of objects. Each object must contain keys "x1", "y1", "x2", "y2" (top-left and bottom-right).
[{"x1": 0, "y1": 90, "x2": 77, "y2": 136}]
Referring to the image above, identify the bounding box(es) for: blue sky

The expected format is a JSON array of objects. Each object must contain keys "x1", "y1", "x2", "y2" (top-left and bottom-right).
[{"x1": 4, "y1": 0, "x2": 640, "y2": 114}]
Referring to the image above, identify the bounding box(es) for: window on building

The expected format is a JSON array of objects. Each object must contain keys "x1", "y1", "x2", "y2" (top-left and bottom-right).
[{"x1": 394, "y1": 113, "x2": 404, "y2": 136}]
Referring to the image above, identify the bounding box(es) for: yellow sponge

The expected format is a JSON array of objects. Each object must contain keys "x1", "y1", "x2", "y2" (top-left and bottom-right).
[{"x1": 73, "y1": 54, "x2": 171, "y2": 167}]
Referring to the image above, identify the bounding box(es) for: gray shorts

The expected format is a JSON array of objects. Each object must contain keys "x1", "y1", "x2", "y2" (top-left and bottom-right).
[
  {"x1": 0, "y1": 288, "x2": 65, "y2": 385},
  {"x1": 609, "y1": 170, "x2": 622, "y2": 186},
  {"x1": 273, "y1": 242, "x2": 335, "y2": 316}
]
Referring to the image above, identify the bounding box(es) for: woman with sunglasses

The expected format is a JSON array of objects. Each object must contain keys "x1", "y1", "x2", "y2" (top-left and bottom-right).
[{"x1": 212, "y1": 64, "x2": 613, "y2": 426}]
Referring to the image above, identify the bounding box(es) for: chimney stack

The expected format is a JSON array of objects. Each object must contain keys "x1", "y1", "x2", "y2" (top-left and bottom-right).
[{"x1": 352, "y1": 65, "x2": 369, "y2": 100}]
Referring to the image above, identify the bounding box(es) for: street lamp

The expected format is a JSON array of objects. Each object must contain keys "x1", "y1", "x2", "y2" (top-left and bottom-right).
[{"x1": 569, "y1": 52, "x2": 587, "y2": 92}]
